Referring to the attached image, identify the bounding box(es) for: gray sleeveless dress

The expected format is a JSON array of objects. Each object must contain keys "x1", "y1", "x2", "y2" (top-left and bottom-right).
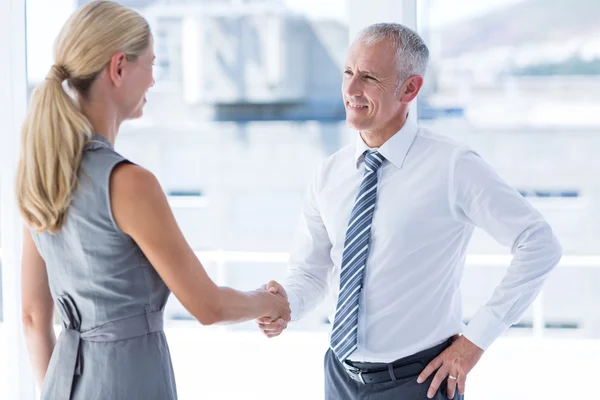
[{"x1": 30, "y1": 134, "x2": 178, "y2": 400}]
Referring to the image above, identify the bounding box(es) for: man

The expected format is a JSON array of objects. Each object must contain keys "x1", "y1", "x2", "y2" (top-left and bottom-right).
[{"x1": 258, "y1": 23, "x2": 562, "y2": 399}]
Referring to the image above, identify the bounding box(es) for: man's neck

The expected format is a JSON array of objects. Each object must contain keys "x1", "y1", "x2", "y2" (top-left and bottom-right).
[{"x1": 360, "y1": 112, "x2": 409, "y2": 148}]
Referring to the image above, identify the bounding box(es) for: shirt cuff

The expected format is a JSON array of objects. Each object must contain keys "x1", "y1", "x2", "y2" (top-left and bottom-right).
[
  {"x1": 285, "y1": 286, "x2": 302, "y2": 322},
  {"x1": 463, "y1": 307, "x2": 510, "y2": 350}
]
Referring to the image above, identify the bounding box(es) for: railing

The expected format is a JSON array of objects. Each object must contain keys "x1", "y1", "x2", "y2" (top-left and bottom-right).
[
  {"x1": 2, "y1": 248, "x2": 598, "y2": 337},
  {"x1": 194, "y1": 251, "x2": 600, "y2": 337}
]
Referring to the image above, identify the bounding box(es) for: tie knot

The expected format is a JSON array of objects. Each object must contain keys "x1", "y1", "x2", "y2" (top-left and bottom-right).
[{"x1": 364, "y1": 151, "x2": 385, "y2": 172}]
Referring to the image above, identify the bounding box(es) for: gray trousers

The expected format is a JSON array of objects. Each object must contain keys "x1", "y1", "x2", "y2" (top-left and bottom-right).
[{"x1": 324, "y1": 340, "x2": 465, "y2": 400}]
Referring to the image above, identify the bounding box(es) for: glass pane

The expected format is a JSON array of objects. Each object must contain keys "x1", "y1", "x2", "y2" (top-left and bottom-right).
[{"x1": 418, "y1": 0, "x2": 599, "y2": 397}]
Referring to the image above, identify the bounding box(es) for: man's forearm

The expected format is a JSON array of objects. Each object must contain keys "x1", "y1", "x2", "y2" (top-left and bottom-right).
[{"x1": 463, "y1": 222, "x2": 562, "y2": 349}]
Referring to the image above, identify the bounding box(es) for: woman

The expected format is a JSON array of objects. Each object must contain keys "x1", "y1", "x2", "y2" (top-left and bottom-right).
[{"x1": 17, "y1": 2, "x2": 290, "y2": 399}]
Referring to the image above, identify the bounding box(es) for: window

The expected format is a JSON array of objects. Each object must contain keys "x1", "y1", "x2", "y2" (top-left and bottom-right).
[
  {"x1": 13, "y1": 0, "x2": 349, "y2": 398},
  {"x1": 4, "y1": 0, "x2": 595, "y2": 398},
  {"x1": 418, "y1": 0, "x2": 600, "y2": 339}
]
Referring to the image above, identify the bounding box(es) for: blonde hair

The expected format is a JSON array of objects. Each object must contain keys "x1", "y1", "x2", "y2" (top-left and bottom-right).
[{"x1": 16, "y1": 1, "x2": 151, "y2": 233}]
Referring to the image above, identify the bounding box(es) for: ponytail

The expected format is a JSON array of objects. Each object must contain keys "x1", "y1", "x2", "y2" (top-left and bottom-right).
[{"x1": 16, "y1": 65, "x2": 93, "y2": 233}]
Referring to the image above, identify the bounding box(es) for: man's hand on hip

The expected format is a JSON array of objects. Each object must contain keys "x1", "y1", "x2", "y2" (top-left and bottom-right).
[
  {"x1": 417, "y1": 335, "x2": 484, "y2": 399},
  {"x1": 256, "y1": 280, "x2": 289, "y2": 338}
]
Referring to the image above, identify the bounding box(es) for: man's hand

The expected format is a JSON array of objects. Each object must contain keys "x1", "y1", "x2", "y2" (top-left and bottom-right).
[
  {"x1": 417, "y1": 335, "x2": 484, "y2": 399},
  {"x1": 256, "y1": 280, "x2": 289, "y2": 338}
]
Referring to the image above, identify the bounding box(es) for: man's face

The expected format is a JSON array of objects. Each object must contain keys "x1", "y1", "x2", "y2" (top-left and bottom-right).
[{"x1": 342, "y1": 40, "x2": 404, "y2": 134}]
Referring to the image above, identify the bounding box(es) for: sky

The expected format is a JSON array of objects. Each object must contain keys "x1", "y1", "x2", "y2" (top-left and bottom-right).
[{"x1": 25, "y1": 0, "x2": 528, "y2": 82}]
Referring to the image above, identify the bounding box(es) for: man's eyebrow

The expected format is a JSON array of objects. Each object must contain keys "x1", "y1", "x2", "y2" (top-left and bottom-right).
[
  {"x1": 360, "y1": 69, "x2": 380, "y2": 78},
  {"x1": 344, "y1": 67, "x2": 378, "y2": 77}
]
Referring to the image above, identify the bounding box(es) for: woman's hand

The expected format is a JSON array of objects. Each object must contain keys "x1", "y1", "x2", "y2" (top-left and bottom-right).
[{"x1": 256, "y1": 287, "x2": 291, "y2": 323}]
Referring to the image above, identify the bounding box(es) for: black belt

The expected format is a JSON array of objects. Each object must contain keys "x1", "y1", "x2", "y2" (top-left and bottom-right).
[{"x1": 341, "y1": 339, "x2": 452, "y2": 385}]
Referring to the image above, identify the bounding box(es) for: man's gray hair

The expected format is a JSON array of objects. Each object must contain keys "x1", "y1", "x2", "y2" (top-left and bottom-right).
[{"x1": 355, "y1": 23, "x2": 429, "y2": 90}]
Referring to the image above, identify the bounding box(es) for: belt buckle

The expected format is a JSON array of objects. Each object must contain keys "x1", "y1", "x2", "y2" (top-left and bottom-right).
[
  {"x1": 356, "y1": 370, "x2": 366, "y2": 384},
  {"x1": 345, "y1": 365, "x2": 366, "y2": 384}
]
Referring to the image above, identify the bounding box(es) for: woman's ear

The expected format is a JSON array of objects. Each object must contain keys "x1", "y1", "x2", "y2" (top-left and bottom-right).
[{"x1": 107, "y1": 52, "x2": 128, "y2": 87}]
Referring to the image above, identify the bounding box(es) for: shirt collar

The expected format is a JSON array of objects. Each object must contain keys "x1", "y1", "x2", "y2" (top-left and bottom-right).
[
  {"x1": 354, "y1": 115, "x2": 419, "y2": 170},
  {"x1": 86, "y1": 133, "x2": 114, "y2": 150}
]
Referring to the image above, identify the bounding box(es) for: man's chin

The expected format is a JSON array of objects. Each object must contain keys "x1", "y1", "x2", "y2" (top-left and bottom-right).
[{"x1": 346, "y1": 119, "x2": 369, "y2": 131}]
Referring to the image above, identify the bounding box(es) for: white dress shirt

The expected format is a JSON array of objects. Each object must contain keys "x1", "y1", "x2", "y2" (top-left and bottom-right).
[{"x1": 284, "y1": 116, "x2": 562, "y2": 363}]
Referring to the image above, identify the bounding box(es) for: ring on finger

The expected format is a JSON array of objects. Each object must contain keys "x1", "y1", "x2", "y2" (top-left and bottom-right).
[{"x1": 448, "y1": 375, "x2": 457, "y2": 380}]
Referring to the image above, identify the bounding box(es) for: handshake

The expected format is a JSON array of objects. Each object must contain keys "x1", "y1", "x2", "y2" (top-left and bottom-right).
[{"x1": 256, "y1": 280, "x2": 290, "y2": 338}]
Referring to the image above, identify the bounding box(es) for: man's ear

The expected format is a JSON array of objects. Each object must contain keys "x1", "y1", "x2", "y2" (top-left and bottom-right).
[{"x1": 398, "y1": 75, "x2": 424, "y2": 103}]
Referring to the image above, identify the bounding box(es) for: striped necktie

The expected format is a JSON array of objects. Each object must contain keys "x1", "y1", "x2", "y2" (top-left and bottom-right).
[{"x1": 330, "y1": 150, "x2": 385, "y2": 362}]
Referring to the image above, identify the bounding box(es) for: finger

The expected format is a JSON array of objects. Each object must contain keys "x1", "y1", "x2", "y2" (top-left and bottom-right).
[
  {"x1": 258, "y1": 322, "x2": 286, "y2": 332},
  {"x1": 458, "y1": 375, "x2": 466, "y2": 395},
  {"x1": 427, "y1": 363, "x2": 450, "y2": 399},
  {"x1": 446, "y1": 372, "x2": 458, "y2": 399},
  {"x1": 258, "y1": 318, "x2": 287, "y2": 330},
  {"x1": 259, "y1": 324, "x2": 286, "y2": 337},
  {"x1": 276, "y1": 319, "x2": 288, "y2": 330},
  {"x1": 417, "y1": 356, "x2": 443, "y2": 384},
  {"x1": 267, "y1": 280, "x2": 281, "y2": 292},
  {"x1": 256, "y1": 317, "x2": 271, "y2": 324},
  {"x1": 262, "y1": 329, "x2": 279, "y2": 338},
  {"x1": 257, "y1": 317, "x2": 281, "y2": 327},
  {"x1": 258, "y1": 324, "x2": 281, "y2": 332}
]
